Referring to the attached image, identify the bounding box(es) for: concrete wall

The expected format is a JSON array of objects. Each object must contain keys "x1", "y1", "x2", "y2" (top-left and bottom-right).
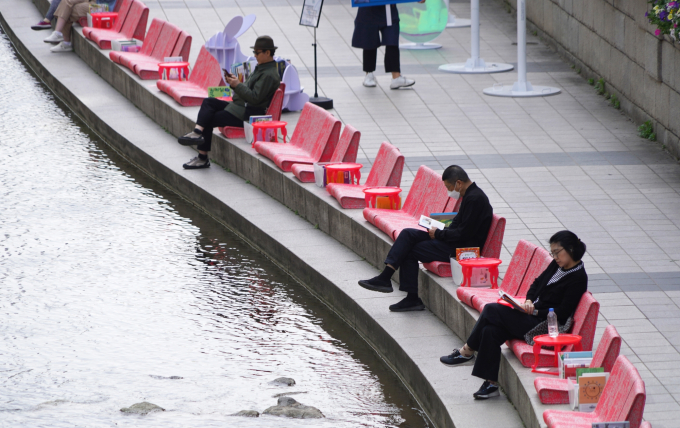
[{"x1": 511, "y1": 0, "x2": 680, "y2": 157}]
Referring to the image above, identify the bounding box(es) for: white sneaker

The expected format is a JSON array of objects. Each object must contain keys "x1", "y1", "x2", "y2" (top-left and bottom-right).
[
  {"x1": 363, "y1": 72, "x2": 376, "y2": 87},
  {"x1": 390, "y1": 75, "x2": 415, "y2": 89},
  {"x1": 50, "y1": 42, "x2": 73, "y2": 53},
  {"x1": 43, "y1": 31, "x2": 63, "y2": 44}
]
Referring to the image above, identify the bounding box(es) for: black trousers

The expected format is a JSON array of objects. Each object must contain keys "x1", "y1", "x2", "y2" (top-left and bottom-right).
[
  {"x1": 195, "y1": 97, "x2": 243, "y2": 152},
  {"x1": 467, "y1": 303, "x2": 542, "y2": 382},
  {"x1": 384, "y1": 228, "x2": 452, "y2": 294},
  {"x1": 363, "y1": 46, "x2": 400, "y2": 73}
]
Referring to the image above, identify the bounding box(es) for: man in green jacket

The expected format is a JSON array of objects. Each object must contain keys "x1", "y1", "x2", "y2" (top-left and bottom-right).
[{"x1": 179, "y1": 35, "x2": 282, "y2": 169}]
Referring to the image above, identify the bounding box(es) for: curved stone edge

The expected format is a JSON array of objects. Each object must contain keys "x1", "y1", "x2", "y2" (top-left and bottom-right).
[{"x1": 1, "y1": 2, "x2": 561, "y2": 426}]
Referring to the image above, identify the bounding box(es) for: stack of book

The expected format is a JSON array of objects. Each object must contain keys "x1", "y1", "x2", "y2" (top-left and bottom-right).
[{"x1": 111, "y1": 39, "x2": 143, "y2": 52}]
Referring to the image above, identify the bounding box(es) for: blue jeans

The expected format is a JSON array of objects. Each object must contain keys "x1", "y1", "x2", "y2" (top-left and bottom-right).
[{"x1": 46, "y1": 0, "x2": 62, "y2": 21}]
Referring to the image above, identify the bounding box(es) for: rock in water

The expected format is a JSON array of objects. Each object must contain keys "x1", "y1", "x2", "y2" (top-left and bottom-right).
[
  {"x1": 120, "y1": 402, "x2": 165, "y2": 415},
  {"x1": 272, "y1": 377, "x2": 295, "y2": 386},
  {"x1": 263, "y1": 396, "x2": 324, "y2": 419},
  {"x1": 232, "y1": 410, "x2": 260, "y2": 417}
]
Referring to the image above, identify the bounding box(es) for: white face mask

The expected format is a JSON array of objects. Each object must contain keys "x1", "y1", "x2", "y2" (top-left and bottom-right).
[{"x1": 448, "y1": 182, "x2": 460, "y2": 199}]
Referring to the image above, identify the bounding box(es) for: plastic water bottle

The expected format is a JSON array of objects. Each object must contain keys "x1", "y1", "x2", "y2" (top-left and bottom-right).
[{"x1": 547, "y1": 308, "x2": 558, "y2": 338}]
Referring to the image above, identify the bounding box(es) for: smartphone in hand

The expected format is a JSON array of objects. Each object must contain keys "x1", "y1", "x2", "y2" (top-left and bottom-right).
[{"x1": 222, "y1": 68, "x2": 234, "y2": 79}]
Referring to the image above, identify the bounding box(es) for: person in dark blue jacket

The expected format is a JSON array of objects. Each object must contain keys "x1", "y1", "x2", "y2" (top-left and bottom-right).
[{"x1": 352, "y1": 3, "x2": 420, "y2": 89}]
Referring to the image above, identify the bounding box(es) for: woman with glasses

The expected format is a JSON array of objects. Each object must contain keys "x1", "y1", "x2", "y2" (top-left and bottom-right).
[
  {"x1": 439, "y1": 230, "x2": 588, "y2": 400},
  {"x1": 177, "y1": 36, "x2": 282, "y2": 169}
]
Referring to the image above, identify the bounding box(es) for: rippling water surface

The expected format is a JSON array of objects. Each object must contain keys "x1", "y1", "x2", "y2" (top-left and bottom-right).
[{"x1": 0, "y1": 32, "x2": 429, "y2": 428}]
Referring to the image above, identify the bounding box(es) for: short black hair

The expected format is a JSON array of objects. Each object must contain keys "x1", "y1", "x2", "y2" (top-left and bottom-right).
[
  {"x1": 549, "y1": 230, "x2": 587, "y2": 261},
  {"x1": 267, "y1": 48, "x2": 276, "y2": 57},
  {"x1": 442, "y1": 165, "x2": 469, "y2": 183}
]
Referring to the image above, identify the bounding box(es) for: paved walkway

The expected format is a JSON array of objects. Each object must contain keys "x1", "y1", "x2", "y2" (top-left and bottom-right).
[{"x1": 118, "y1": 0, "x2": 679, "y2": 425}]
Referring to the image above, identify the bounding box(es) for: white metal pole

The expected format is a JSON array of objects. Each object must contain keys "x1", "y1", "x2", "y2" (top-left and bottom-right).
[
  {"x1": 470, "y1": 0, "x2": 480, "y2": 66},
  {"x1": 482, "y1": 0, "x2": 560, "y2": 97},
  {"x1": 439, "y1": 0, "x2": 513, "y2": 73},
  {"x1": 513, "y1": 0, "x2": 530, "y2": 92}
]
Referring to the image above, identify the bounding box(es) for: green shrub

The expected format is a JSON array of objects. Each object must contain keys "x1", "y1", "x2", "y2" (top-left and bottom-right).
[
  {"x1": 610, "y1": 94, "x2": 620, "y2": 109},
  {"x1": 587, "y1": 78, "x2": 594, "y2": 85},
  {"x1": 638, "y1": 121, "x2": 656, "y2": 141},
  {"x1": 594, "y1": 78, "x2": 605, "y2": 95}
]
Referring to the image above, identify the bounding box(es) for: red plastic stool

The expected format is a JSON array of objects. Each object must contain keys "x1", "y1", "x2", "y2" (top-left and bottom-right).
[{"x1": 252, "y1": 121, "x2": 287, "y2": 146}]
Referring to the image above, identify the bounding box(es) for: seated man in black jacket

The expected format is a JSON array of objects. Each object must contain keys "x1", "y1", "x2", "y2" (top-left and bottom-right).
[
  {"x1": 439, "y1": 230, "x2": 588, "y2": 400},
  {"x1": 358, "y1": 165, "x2": 493, "y2": 312}
]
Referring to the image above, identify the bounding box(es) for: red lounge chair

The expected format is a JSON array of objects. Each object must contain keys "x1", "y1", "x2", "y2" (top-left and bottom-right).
[
  {"x1": 83, "y1": 0, "x2": 148, "y2": 49},
  {"x1": 110, "y1": 19, "x2": 191, "y2": 80},
  {"x1": 363, "y1": 166, "x2": 453, "y2": 241},
  {"x1": 325, "y1": 141, "x2": 404, "y2": 209},
  {"x1": 254, "y1": 103, "x2": 341, "y2": 172},
  {"x1": 469, "y1": 246, "x2": 553, "y2": 312},
  {"x1": 291, "y1": 124, "x2": 360, "y2": 183},
  {"x1": 456, "y1": 239, "x2": 538, "y2": 307},
  {"x1": 535, "y1": 325, "x2": 622, "y2": 404},
  {"x1": 422, "y1": 213, "x2": 506, "y2": 277},
  {"x1": 156, "y1": 46, "x2": 224, "y2": 106},
  {"x1": 218, "y1": 83, "x2": 286, "y2": 139},
  {"x1": 508, "y1": 291, "x2": 600, "y2": 368},
  {"x1": 543, "y1": 356, "x2": 646, "y2": 428}
]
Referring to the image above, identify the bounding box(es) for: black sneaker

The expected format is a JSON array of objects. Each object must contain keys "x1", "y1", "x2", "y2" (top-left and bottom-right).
[
  {"x1": 440, "y1": 349, "x2": 474, "y2": 366},
  {"x1": 178, "y1": 131, "x2": 204, "y2": 146},
  {"x1": 183, "y1": 156, "x2": 210, "y2": 169},
  {"x1": 358, "y1": 277, "x2": 393, "y2": 293},
  {"x1": 473, "y1": 381, "x2": 500, "y2": 399},
  {"x1": 389, "y1": 297, "x2": 425, "y2": 312}
]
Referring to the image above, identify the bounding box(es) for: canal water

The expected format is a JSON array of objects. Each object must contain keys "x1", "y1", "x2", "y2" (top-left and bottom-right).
[{"x1": 0, "y1": 31, "x2": 429, "y2": 427}]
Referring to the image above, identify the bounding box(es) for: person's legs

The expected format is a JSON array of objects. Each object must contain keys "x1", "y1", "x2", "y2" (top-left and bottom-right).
[
  {"x1": 467, "y1": 304, "x2": 541, "y2": 382},
  {"x1": 363, "y1": 49, "x2": 377, "y2": 73},
  {"x1": 182, "y1": 98, "x2": 241, "y2": 170},
  {"x1": 395, "y1": 237, "x2": 451, "y2": 294},
  {"x1": 46, "y1": 0, "x2": 86, "y2": 45},
  {"x1": 33, "y1": 0, "x2": 62, "y2": 29},
  {"x1": 195, "y1": 109, "x2": 242, "y2": 153},
  {"x1": 46, "y1": 0, "x2": 62, "y2": 21},
  {"x1": 384, "y1": 45, "x2": 400, "y2": 75},
  {"x1": 358, "y1": 228, "x2": 433, "y2": 294}
]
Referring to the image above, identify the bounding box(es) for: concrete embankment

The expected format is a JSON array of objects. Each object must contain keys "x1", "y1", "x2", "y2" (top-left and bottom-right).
[{"x1": 0, "y1": 1, "x2": 566, "y2": 426}]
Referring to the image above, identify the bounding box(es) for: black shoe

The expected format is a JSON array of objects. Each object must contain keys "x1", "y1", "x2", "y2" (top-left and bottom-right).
[
  {"x1": 473, "y1": 381, "x2": 500, "y2": 399},
  {"x1": 178, "y1": 131, "x2": 204, "y2": 146},
  {"x1": 358, "y1": 277, "x2": 393, "y2": 293},
  {"x1": 389, "y1": 297, "x2": 425, "y2": 312},
  {"x1": 440, "y1": 349, "x2": 474, "y2": 366},
  {"x1": 183, "y1": 156, "x2": 210, "y2": 169}
]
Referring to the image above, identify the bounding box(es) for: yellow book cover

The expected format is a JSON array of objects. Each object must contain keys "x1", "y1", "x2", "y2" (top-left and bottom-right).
[{"x1": 456, "y1": 247, "x2": 480, "y2": 261}]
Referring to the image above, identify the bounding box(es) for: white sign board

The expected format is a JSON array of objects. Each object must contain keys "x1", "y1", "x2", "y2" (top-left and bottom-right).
[{"x1": 299, "y1": 0, "x2": 324, "y2": 27}]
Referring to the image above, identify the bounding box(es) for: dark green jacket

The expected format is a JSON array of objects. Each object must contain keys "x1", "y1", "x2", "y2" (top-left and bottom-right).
[{"x1": 226, "y1": 60, "x2": 281, "y2": 121}]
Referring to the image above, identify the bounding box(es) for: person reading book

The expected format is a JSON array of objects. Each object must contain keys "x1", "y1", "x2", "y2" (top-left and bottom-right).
[
  {"x1": 440, "y1": 230, "x2": 588, "y2": 400},
  {"x1": 178, "y1": 36, "x2": 282, "y2": 169},
  {"x1": 357, "y1": 165, "x2": 493, "y2": 311}
]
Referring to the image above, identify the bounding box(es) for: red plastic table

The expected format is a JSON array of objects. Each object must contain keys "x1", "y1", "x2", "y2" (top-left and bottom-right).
[
  {"x1": 532, "y1": 333, "x2": 582, "y2": 375},
  {"x1": 458, "y1": 258, "x2": 502, "y2": 288},
  {"x1": 363, "y1": 186, "x2": 402, "y2": 209},
  {"x1": 325, "y1": 163, "x2": 363, "y2": 185},
  {"x1": 252, "y1": 121, "x2": 288, "y2": 146},
  {"x1": 158, "y1": 62, "x2": 190, "y2": 81},
  {"x1": 91, "y1": 12, "x2": 118, "y2": 29}
]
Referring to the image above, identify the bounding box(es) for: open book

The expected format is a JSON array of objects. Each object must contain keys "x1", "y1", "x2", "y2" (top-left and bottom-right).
[
  {"x1": 419, "y1": 215, "x2": 446, "y2": 230},
  {"x1": 499, "y1": 290, "x2": 527, "y2": 313}
]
